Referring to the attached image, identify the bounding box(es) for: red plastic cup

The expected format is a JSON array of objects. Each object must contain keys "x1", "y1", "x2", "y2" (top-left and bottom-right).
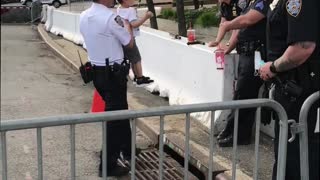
[
  {"x1": 187, "y1": 29, "x2": 195, "y2": 42},
  {"x1": 214, "y1": 48, "x2": 225, "y2": 70}
]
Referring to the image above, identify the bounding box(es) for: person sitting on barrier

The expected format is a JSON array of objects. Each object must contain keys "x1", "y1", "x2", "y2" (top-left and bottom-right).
[
  {"x1": 117, "y1": 0, "x2": 154, "y2": 85},
  {"x1": 259, "y1": 0, "x2": 319, "y2": 179},
  {"x1": 208, "y1": 0, "x2": 270, "y2": 147},
  {"x1": 80, "y1": 0, "x2": 135, "y2": 177}
]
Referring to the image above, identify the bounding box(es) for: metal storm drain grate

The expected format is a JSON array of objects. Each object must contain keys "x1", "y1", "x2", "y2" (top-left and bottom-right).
[{"x1": 119, "y1": 150, "x2": 198, "y2": 180}]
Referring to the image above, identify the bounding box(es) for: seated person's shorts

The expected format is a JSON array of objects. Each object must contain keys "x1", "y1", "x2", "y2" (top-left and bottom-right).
[{"x1": 123, "y1": 40, "x2": 141, "y2": 64}]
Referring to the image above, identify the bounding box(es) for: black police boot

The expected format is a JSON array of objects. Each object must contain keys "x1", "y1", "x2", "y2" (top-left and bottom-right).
[
  {"x1": 122, "y1": 147, "x2": 142, "y2": 161},
  {"x1": 217, "y1": 120, "x2": 234, "y2": 140},
  {"x1": 217, "y1": 128, "x2": 232, "y2": 140},
  {"x1": 218, "y1": 134, "x2": 251, "y2": 147},
  {"x1": 99, "y1": 165, "x2": 129, "y2": 177}
]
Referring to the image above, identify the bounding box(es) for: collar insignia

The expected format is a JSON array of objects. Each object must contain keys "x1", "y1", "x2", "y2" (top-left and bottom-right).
[{"x1": 286, "y1": 0, "x2": 302, "y2": 17}]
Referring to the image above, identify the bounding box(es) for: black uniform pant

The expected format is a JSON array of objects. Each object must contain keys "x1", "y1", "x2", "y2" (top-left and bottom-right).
[
  {"x1": 272, "y1": 89, "x2": 319, "y2": 180},
  {"x1": 93, "y1": 66, "x2": 131, "y2": 169},
  {"x1": 224, "y1": 54, "x2": 263, "y2": 140}
]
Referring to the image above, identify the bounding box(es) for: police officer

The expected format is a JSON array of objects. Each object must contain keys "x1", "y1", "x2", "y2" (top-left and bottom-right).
[
  {"x1": 208, "y1": 0, "x2": 248, "y2": 145},
  {"x1": 80, "y1": 0, "x2": 134, "y2": 176},
  {"x1": 209, "y1": 0, "x2": 270, "y2": 147},
  {"x1": 259, "y1": 0, "x2": 319, "y2": 179},
  {"x1": 211, "y1": 0, "x2": 248, "y2": 53}
]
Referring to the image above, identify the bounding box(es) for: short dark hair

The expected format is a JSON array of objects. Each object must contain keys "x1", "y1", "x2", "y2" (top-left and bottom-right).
[
  {"x1": 117, "y1": 0, "x2": 123, "y2": 4},
  {"x1": 92, "y1": 0, "x2": 99, "y2": 2}
]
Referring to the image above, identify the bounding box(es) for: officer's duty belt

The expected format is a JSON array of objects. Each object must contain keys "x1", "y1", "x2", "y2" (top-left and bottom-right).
[{"x1": 236, "y1": 40, "x2": 262, "y2": 55}]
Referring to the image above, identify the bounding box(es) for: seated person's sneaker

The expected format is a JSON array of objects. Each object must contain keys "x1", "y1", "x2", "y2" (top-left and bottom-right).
[
  {"x1": 134, "y1": 76, "x2": 150, "y2": 82},
  {"x1": 136, "y1": 76, "x2": 154, "y2": 85},
  {"x1": 99, "y1": 165, "x2": 129, "y2": 177},
  {"x1": 142, "y1": 76, "x2": 150, "y2": 80}
]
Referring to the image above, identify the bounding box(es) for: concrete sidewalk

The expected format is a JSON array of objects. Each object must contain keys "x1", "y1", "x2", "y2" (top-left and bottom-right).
[{"x1": 38, "y1": 24, "x2": 274, "y2": 180}]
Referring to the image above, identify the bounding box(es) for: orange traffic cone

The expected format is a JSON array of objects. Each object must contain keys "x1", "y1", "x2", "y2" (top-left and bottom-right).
[{"x1": 91, "y1": 89, "x2": 105, "y2": 113}]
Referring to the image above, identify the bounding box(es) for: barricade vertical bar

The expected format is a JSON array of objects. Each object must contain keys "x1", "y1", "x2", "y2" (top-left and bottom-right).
[
  {"x1": 131, "y1": 118, "x2": 136, "y2": 180},
  {"x1": 208, "y1": 111, "x2": 215, "y2": 180},
  {"x1": 1, "y1": 132, "x2": 8, "y2": 180},
  {"x1": 159, "y1": 115, "x2": 165, "y2": 180},
  {"x1": 298, "y1": 91, "x2": 319, "y2": 180},
  {"x1": 232, "y1": 109, "x2": 239, "y2": 180},
  {"x1": 37, "y1": 128, "x2": 43, "y2": 180},
  {"x1": 253, "y1": 107, "x2": 261, "y2": 180},
  {"x1": 102, "y1": 121, "x2": 107, "y2": 179},
  {"x1": 70, "y1": 125, "x2": 76, "y2": 180},
  {"x1": 276, "y1": 119, "x2": 288, "y2": 180},
  {"x1": 184, "y1": 113, "x2": 190, "y2": 180}
]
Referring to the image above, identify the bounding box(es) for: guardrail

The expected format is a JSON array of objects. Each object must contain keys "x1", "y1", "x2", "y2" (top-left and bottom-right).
[
  {"x1": 1, "y1": 99, "x2": 288, "y2": 180},
  {"x1": 298, "y1": 91, "x2": 319, "y2": 180}
]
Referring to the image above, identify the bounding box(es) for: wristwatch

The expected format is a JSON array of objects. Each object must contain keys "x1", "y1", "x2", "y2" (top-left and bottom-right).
[{"x1": 270, "y1": 62, "x2": 278, "y2": 73}]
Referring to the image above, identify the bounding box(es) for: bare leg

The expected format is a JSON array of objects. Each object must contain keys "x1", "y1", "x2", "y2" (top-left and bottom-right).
[
  {"x1": 131, "y1": 62, "x2": 137, "y2": 78},
  {"x1": 133, "y1": 61, "x2": 143, "y2": 78}
]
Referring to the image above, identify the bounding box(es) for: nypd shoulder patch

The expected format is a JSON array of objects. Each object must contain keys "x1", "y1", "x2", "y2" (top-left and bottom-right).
[
  {"x1": 286, "y1": 0, "x2": 302, "y2": 17},
  {"x1": 114, "y1": 15, "x2": 124, "y2": 27}
]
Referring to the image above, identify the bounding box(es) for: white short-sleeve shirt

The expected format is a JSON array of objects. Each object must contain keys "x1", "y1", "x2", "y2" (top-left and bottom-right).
[
  {"x1": 117, "y1": 7, "x2": 140, "y2": 37},
  {"x1": 80, "y1": 3, "x2": 131, "y2": 66}
]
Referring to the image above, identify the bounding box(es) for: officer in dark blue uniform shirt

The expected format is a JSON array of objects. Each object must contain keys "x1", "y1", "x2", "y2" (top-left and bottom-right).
[
  {"x1": 209, "y1": 0, "x2": 270, "y2": 147},
  {"x1": 259, "y1": 0, "x2": 319, "y2": 179}
]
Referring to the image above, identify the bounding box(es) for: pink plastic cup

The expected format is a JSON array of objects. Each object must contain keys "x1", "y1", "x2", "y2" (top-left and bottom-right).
[
  {"x1": 187, "y1": 29, "x2": 196, "y2": 42},
  {"x1": 214, "y1": 48, "x2": 225, "y2": 70}
]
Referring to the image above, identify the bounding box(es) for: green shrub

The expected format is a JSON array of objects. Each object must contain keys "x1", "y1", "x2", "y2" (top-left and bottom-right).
[
  {"x1": 159, "y1": 7, "x2": 220, "y2": 27},
  {"x1": 160, "y1": 9, "x2": 177, "y2": 20},
  {"x1": 195, "y1": 11, "x2": 220, "y2": 28}
]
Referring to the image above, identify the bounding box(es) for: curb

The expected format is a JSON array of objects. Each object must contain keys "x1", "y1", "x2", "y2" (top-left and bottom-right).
[{"x1": 37, "y1": 24, "x2": 79, "y2": 72}]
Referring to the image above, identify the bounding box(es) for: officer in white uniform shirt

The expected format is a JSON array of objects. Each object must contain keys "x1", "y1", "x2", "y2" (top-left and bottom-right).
[{"x1": 79, "y1": 0, "x2": 134, "y2": 177}]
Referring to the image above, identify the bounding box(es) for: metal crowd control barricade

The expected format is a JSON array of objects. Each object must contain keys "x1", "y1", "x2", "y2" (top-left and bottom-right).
[
  {"x1": 294, "y1": 91, "x2": 320, "y2": 180},
  {"x1": 1, "y1": 99, "x2": 288, "y2": 180},
  {"x1": 30, "y1": 1, "x2": 42, "y2": 24}
]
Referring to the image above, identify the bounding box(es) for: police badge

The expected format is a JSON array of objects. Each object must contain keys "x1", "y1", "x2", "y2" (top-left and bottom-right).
[
  {"x1": 286, "y1": 0, "x2": 302, "y2": 17},
  {"x1": 114, "y1": 15, "x2": 124, "y2": 27}
]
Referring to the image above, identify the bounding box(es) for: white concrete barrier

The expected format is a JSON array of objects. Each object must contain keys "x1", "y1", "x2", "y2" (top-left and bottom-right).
[
  {"x1": 49, "y1": 9, "x2": 83, "y2": 44},
  {"x1": 136, "y1": 26, "x2": 237, "y2": 127},
  {"x1": 74, "y1": 14, "x2": 84, "y2": 45},
  {"x1": 44, "y1": 6, "x2": 53, "y2": 31},
  {"x1": 50, "y1": 10, "x2": 77, "y2": 42}
]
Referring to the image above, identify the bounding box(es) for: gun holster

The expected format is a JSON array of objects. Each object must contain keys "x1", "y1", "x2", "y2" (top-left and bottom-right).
[
  {"x1": 111, "y1": 60, "x2": 130, "y2": 85},
  {"x1": 274, "y1": 77, "x2": 303, "y2": 100},
  {"x1": 236, "y1": 41, "x2": 262, "y2": 56},
  {"x1": 282, "y1": 80, "x2": 303, "y2": 98}
]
